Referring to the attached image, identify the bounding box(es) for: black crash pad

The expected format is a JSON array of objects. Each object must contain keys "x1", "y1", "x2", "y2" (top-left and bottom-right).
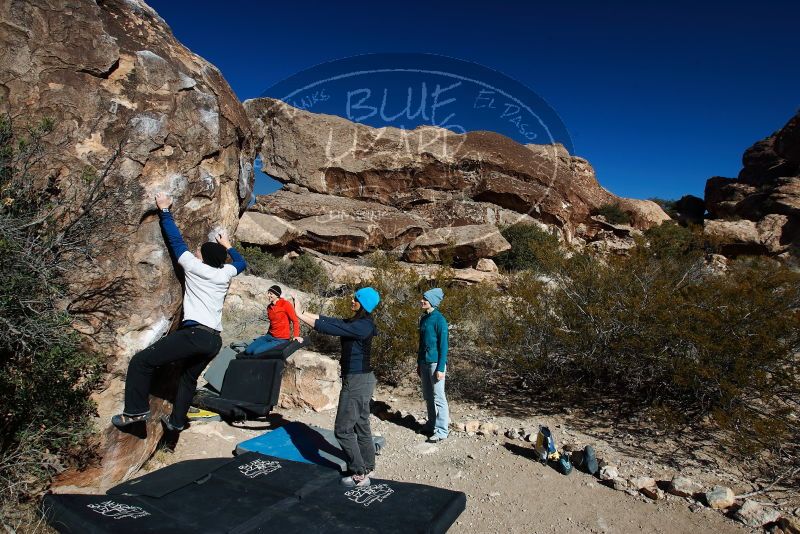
[
  {"x1": 193, "y1": 359, "x2": 284, "y2": 421},
  {"x1": 42, "y1": 452, "x2": 466, "y2": 534}
]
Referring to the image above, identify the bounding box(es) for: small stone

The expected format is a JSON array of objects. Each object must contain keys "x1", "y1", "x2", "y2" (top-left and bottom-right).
[
  {"x1": 488, "y1": 491, "x2": 500, "y2": 497},
  {"x1": 609, "y1": 477, "x2": 629, "y2": 491},
  {"x1": 640, "y1": 486, "x2": 659, "y2": 499},
  {"x1": 599, "y1": 465, "x2": 619, "y2": 481},
  {"x1": 504, "y1": 429, "x2": 517, "y2": 439},
  {"x1": 735, "y1": 499, "x2": 781, "y2": 528},
  {"x1": 689, "y1": 503, "x2": 703, "y2": 513},
  {"x1": 630, "y1": 476, "x2": 655, "y2": 490},
  {"x1": 453, "y1": 422, "x2": 467, "y2": 432},
  {"x1": 668, "y1": 476, "x2": 702, "y2": 498},
  {"x1": 477, "y1": 423, "x2": 499, "y2": 436},
  {"x1": 705, "y1": 485, "x2": 735, "y2": 510},
  {"x1": 475, "y1": 258, "x2": 498, "y2": 272},
  {"x1": 524, "y1": 433, "x2": 535, "y2": 443},
  {"x1": 464, "y1": 420, "x2": 481, "y2": 433}
]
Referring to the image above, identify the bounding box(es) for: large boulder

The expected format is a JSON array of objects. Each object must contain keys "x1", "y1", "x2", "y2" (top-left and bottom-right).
[
  {"x1": 302, "y1": 248, "x2": 507, "y2": 286},
  {"x1": 248, "y1": 189, "x2": 429, "y2": 254},
  {"x1": 244, "y1": 98, "x2": 669, "y2": 247},
  {"x1": 1, "y1": 0, "x2": 255, "y2": 490},
  {"x1": 704, "y1": 111, "x2": 800, "y2": 256},
  {"x1": 403, "y1": 224, "x2": 511, "y2": 264},
  {"x1": 235, "y1": 212, "x2": 304, "y2": 247},
  {"x1": 279, "y1": 350, "x2": 341, "y2": 412}
]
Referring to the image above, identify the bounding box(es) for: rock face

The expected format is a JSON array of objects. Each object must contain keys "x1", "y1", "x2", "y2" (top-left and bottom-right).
[
  {"x1": 704, "y1": 111, "x2": 800, "y2": 256},
  {"x1": 1, "y1": 0, "x2": 255, "y2": 490},
  {"x1": 279, "y1": 350, "x2": 341, "y2": 412},
  {"x1": 242, "y1": 98, "x2": 669, "y2": 263}
]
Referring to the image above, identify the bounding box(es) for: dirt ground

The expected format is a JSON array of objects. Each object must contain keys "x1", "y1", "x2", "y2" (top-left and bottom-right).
[{"x1": 142, "y1": 384, "x2": 766, "y2": 534}]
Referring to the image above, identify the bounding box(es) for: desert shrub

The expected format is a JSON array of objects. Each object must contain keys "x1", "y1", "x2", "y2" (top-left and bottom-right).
[
  {"x1": 0, "y1": 113, "x2": 103, "y2": 523},
  {"x1": 240, "y1": 247, "x2": 330, "y2": 294},
  {"x1": 277, "y1": 253, "x2": 330, "y2": 294},
  {"x1": 591, "y1": 203, "x2": 631, "y2": 225},
  {"x1": 640, "y1": 221, "x2": 705, "y2": 259},
  {"x1": 505, "y1": 246, "x2": 800, "y2": 466},
  {"x1": 241, "y1": 245, "x2": 282, "y2": 278},
  {"x1": 494, "y1": 224, "x2": 563, "y2": 273}
]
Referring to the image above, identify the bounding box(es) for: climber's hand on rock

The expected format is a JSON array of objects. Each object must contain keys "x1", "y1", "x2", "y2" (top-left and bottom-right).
[{"x1": 155, "y1": 192, "x2": 172, "y2": 210}]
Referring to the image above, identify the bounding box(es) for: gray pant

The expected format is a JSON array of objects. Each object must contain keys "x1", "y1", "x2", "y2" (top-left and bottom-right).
[
  {"x1": 334, "y1": 372, "x2": 377, "y2": 475},
  {"x1": 420, "y1": 363, "x2": 449, "y2": 438}
]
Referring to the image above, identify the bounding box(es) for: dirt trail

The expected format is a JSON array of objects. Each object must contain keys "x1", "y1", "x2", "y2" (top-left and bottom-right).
[{"x1": 145, "y1": 385, "x2": 759, "y2": 534}]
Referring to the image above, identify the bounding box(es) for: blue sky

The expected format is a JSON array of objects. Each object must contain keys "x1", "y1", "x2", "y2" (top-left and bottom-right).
[{"x1": 148, "y1": 0, "x2": 799, "y2": 201}]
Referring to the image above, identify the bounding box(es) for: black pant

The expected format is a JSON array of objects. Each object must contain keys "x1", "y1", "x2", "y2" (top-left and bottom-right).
[
  {"x1": 123, "y1": 327, "x2": 222, "y2": 428},
  {"x1": 334, "y1": 372, "x2": 377, "y2": 475}
]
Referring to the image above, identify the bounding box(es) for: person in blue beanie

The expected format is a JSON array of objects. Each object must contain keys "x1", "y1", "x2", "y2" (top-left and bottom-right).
[
  {"x1": 417, "y1": 287, "x2": 449, "y2": 443},
  {"x1": 295, "y1": 287, "x2": 380, "y2": 487}
]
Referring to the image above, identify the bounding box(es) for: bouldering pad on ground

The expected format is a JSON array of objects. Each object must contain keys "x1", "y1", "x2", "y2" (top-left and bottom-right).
[
  {"x1": 235, "y1": 422, "x2": 385, "y2": 471},
  {"x1": 42, "y1": 452, "x2": 465, "y2": 534}
]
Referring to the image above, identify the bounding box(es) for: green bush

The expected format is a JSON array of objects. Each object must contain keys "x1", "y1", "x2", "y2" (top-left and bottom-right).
[
  {"x1": 277, "y1": 253, "x2": 330, "y2": 294},
  {"x1": 241, "y1": 247, "x2": 330, "y2": 294},
  {"x1": 639, "y1": 221, "x2": 705, "y2": 259},
  {"x1": 241, "y1": 245, "x2": 282, "y2": 278},
  {"x1": 0, "y1": 113, "x2": 102, "y2": 518},
  {"x1": 494, "y1": 224, "x2": 563, "y2": 273},
  {"x1": 592, "y1": 203, "x2": 632, "y2": 225}
]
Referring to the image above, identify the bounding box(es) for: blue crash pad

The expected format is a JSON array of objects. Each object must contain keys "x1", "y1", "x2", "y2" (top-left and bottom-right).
[{"x1": 236, "y1": 422, "x2": 384, "y2": 471}]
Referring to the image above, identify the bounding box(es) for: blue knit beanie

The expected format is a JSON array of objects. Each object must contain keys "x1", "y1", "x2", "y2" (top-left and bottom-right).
[
  {"x1": 423, "y1": 288, "x2": 444, "y2": 308},
  {"x1": 354, "y1": 287, "x2": 380, "y2": 313}
]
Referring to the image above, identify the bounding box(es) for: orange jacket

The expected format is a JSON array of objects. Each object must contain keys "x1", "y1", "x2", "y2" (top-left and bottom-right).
[{"x1": 267, "y1": 298, "x2": 300, "y2": 339}]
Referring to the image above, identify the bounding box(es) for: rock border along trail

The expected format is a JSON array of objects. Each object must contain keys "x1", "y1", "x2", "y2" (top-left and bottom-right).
[{"x1": 149, "y1": 385, "x2": 756, "y2": 534}]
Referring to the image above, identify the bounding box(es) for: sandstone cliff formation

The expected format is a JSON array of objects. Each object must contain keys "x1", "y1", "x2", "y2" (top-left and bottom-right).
[
  {"x1": 242, "y1": 98, "x2": 670, "y2": 264},
  {"x1": 1, "y1": 0, "x2": 255, "y2": 490},
  {"x1": 704, "y1": 111, "x2": 800, "y2": 256}
]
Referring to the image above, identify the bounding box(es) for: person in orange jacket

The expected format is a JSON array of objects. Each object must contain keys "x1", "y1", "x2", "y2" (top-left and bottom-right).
[{"x1": 241, "y1": 285, "x2": 302, "y2": 356}]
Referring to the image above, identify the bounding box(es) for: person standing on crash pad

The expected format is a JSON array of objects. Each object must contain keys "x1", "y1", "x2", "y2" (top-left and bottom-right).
[
  {"x1": 240, "y1": 285, "x2": 302, "y2": 357},
  {"x1": 294, "y1": 287, "x2": 380, "y2": 488},
  {"x1": 417, "y1": 288, "x2": 449, "y2": 443},
  {"x1": 112, "y1": 192, "x2": 246, "y2": 433}
]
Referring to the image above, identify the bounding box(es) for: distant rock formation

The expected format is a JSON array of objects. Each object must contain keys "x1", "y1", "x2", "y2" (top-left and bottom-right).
[
  {"x1": 704, "y1": 111, "x2": 800, "y2": 256},
  {"x1": 1, "y1": 0, "x2": 255, "y2": 490},
  {"x1": 242, "y1": 98, "x2": 669, "y2": 264}
]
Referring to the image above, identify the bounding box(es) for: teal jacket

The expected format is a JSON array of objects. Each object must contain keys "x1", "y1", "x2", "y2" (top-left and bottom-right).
[{"x1": 418, "y1": 308, "x2": 449, "y2": 372}]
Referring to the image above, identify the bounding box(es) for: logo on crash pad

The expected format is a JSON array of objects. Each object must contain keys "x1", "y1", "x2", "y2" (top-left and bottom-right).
[
  {"x1": 87, "y1": 500, "x2": 150, "y2": 520},
  {"x1": 238, "y1": 458, "x2": 282, "y2": 478},
  {"x1": 345, "y1": 483, "x2": 395, "y2": 507}
]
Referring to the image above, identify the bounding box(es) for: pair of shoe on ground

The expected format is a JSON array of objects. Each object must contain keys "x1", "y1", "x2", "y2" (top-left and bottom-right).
[{"x1": 111, "y1": 412, "x2": 185, "y2": 432}]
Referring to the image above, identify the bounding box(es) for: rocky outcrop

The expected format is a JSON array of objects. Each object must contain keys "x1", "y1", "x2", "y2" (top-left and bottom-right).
[
  {"x1": 302, "y1": 248, "x2": 507, "y2": 286},
  {"x1": 402, "y1": 224, "x2": 511, "y2": 263},
  {"x1": 235, "y1": 212, "x2": 303, "y2": 247},
  {"x1": 2, "y1": 0, "x2": 255, "y2": 490},
  {"x1": 243, "y1": 98, "x2": 669, "y2": 262},
  {"x1": 704, "y1": 111, "x2": 800, "y2": 256}
]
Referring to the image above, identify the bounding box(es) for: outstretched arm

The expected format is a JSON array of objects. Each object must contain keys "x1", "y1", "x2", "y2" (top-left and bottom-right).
[{"x1": 156, "y1": 192, "x2": 189, "y2": 258}]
